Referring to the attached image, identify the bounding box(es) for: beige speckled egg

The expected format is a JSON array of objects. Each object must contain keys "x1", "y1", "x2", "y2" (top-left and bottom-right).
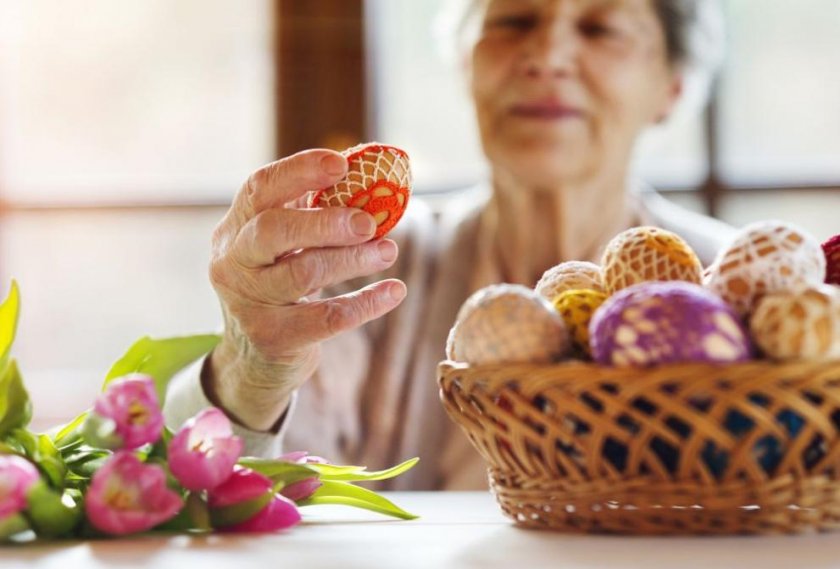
[
  {"x1": 551, "y1": 289, "x2": 607, "y2": 358},
  {"x1": 601, "y1": 226, "x2": 703, "y2": 295},
  {"x1": 750, "y1": 285, "x2": 840, "y2": 360},
  {"x1": 307, "y1": 142, "x2": 412, "y2": 239},
  {"x1": 705, "y1": 221, "x2": 826, "y2": 318},
  {"x1": 535, "y1": 261, "x2": 604, "y2": 300},
  {"x1": 446, "y1": 284, "x2": 570, "y2": 365}
]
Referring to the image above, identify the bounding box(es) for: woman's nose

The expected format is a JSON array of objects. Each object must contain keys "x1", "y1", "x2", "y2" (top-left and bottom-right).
[{"x1": 519, "y1": 20, "x2": 579, "y2": 80}]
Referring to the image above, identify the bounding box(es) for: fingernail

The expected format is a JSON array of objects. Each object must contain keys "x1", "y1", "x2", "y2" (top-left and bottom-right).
[
  {"x1": 321, "y1": 154, "x2": 346, "y2": 176},
  {"x1": 377, "y1": 240, "x2": 397, "y2": 262},
  {"x1": 389, "y1": 282, "x2": 406, "y2": 302},
  {"x1": 351, "y1": 211, "x2": 376, "y2": 236}
]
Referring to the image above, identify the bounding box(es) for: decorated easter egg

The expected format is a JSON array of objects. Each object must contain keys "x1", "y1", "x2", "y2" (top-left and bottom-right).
[
  {"x1": 749, "y1": 284, "x2": 840, "y2": 360},
  {"x1": 704, "y1": 220, "x2": 826, "y2": 318},
  {"x1": 589, "y1": 281, "x2": 752, "y2": 367},
  {"x1": 535, "y1": 261, "x2": 604, "y2": 300},
  {"x1": 447, "y1": 284, "x2": 570, "y2": 365},
  {"x1": 308, "y1": 142, "x2": 411, "y2": 239},
  {"x1": 601, "y1": 226, "x2": 703, "y2": 295},
  {"x1": 551, "y1": 289, "x2": 607, "y2": 358},
  {"x1": 824, "y1": 234, "x2": 840, "y2": 286}
]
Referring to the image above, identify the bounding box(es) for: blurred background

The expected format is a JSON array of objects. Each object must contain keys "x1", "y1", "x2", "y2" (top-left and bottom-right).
[{"x1": 0, "y1": 0, "x2": 837, "y2": 429}]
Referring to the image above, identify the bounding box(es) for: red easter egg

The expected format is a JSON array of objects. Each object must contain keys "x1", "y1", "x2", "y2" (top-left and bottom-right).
[{"x1": 308, "y1": 143, "x2": 412, "y2": 239}]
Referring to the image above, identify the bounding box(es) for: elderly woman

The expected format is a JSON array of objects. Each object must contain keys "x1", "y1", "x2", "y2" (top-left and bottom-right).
[{"x1": 165, "y1": 0, "x2": 734, "y2": 490}]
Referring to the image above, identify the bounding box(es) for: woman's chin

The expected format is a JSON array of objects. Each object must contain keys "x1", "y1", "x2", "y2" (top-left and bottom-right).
[{"x1": 492, "y1": 144, "x2": 594, "y2": 189}]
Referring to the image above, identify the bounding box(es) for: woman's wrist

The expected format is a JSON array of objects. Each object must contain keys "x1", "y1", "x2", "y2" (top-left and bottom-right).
[{"x1": 202, "y1": 339, "x2": 296, "y2": 433}]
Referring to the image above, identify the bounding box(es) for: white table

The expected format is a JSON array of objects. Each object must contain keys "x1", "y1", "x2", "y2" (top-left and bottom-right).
[{"x1": 4, "y1": 491, "x2": 840, "y2": 569}]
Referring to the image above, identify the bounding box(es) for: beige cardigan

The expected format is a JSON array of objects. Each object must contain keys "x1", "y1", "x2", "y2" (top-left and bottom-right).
[{"x1": 164, "y1": 186, "x2": 735, "y2": 490}]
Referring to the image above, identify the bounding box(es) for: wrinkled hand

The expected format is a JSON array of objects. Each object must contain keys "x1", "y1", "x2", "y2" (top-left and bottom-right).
[{"x1": 206, "y1": 149, "x2": 407, "y2": 431}]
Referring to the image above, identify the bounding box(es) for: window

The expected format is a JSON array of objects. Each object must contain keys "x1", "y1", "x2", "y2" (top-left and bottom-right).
[
  {"x1": 0, "y1": 0, "x2": 274, "y2": 204},
  {"x1": 719, "y1": 0, "x2": 840, "y2": 185}
]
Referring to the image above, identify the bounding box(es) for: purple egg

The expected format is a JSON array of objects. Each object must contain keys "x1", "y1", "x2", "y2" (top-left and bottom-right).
[{"x1": 590, "y1": 281, "x2": 753, "y2": 366}]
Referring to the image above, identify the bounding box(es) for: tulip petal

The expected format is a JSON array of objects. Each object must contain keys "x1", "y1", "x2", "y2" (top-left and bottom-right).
[
  {"x1": 91, "y1": 375, "x2": 164, "y2": 450},
  {"x1": 280, "y1": 478, "x2": 322, "y2": 502},
  {"x1": 169, "y1": 408, "x2": 243, "y2": 491},
  {"x1": 0, "y1": 455, "x2": 40, "y2": 518},
  {"x1": 207, "y1": 467, "x2": 272, "y2": 508},
  {"x1": 84, "y1": 452, "x2": 183, "y2": 536},
  {"x1": 224, "y1": 495, "x2": 301, "y2": 533}
]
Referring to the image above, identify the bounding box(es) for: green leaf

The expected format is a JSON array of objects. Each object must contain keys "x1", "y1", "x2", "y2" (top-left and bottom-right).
[
  {"x1": 25, "y1": 482, "x2": 82, "y2": 538},
  {"x1": 103, "y1": 334, "x2": 221, "y2": 403},
  {"x1": 311, "y1": 458, "x2": 419, "y2": 482},
  {"x1": 36, "y1": 434, "x2": 68, "y2": 488},
  {"x1": 0, "y1": 360, "x2": 31, "y2": 437},
  {"x1": 51, "y1": 410, "x2": 93, "y2": 447},
  {"x1": 185, "y1": 492, "x2": 211, "y2": 531},
  {"x1": 0, "y1": 280, "x2": 21, "y2": 374},
  {"x1": 236, "y1": 457, "x2": 319, "y2": 486},
  {"x1": 153, "y1": 505, "x2": 194, "y2": 534},
  {"x1": 210, "y1": 490, "x2": 274, "y2": 528},
  {"x1": 7, "y1": 429, "x2": 67, "y2": 488},
  {"x1": 298, "y1": 481, "x2": 418, "y2": 520},
  {"x1": 65, "y1": 450, "x2": 110, "y2": 479}
]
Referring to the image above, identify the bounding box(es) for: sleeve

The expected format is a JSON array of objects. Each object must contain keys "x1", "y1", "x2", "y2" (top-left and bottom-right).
[{"x1": 162, "y1": 356, "x2": 298, "y2": 458}]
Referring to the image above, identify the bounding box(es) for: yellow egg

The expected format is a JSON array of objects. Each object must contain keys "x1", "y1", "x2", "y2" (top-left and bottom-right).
[
  {"x1": 551, "y1": 289, "x2": 607, "y2": 358},
  {"x1": 705, "y1": 220, "x2": 826, "y2": 318},
  {"x1": 447, "y1": 284, "x2": 570, "y2": 365},
  {"x1": 535, "y1": 261, "x2": 603, "y2": 300},
  {"x1": 601, "y1": 226, "x2": 703, "y2": 295},
  {"x1": 750, "y1": 285, "x2": 840, "y2": 360}
]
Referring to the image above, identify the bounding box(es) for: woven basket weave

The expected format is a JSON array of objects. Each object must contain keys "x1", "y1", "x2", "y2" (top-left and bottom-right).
[{"x1": 438, "y1": 359, "x2": 840, "y2": 534}]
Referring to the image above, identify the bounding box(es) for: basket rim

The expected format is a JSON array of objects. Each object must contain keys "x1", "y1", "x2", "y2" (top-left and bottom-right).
[{"x1": 438, "y1": 358, "x2": 840, "y2": 381}]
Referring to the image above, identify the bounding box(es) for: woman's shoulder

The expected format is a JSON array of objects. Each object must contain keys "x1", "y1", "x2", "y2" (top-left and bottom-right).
[{"x1": 635, "y1": 187, "x2": 735, "y2": 266}]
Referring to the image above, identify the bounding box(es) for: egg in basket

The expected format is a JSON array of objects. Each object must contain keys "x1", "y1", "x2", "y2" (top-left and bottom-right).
[{"x1": 438, "y1": 222, "x2": 840, "y2": 535}]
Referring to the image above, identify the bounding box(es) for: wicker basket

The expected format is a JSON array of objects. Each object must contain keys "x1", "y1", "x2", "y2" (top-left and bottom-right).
[{"x1": 438, "y1": 359, "x2": 840, "y2": 535}]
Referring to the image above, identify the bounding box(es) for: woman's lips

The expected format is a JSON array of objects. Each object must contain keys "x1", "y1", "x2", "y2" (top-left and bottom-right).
[{"x1": 509, "y1": 101, "x2": 584, "y2": 120}]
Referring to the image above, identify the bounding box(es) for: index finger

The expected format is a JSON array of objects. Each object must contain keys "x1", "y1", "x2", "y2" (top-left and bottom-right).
[{"x1": 235, "y1": 149, "x2": 348, "y2": 219}]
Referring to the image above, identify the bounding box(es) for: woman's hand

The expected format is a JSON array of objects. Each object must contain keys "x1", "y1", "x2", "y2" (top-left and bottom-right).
[{"x1": 205, "y1": 149, "x2": 407, "y2": 431}]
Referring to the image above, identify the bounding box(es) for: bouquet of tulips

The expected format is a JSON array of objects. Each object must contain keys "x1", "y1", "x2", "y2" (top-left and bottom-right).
[{"x1": 0, "y1": 282, "x2": 417, "y2": 541}]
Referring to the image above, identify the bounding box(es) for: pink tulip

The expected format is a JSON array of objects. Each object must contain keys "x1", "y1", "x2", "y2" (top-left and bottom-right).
[
  {"x1": 168, "y1": 408, "x2": 243, "y2": 491},
  {"x1": 0, "y1": 455, "x2": 40, "y2": 519},
  {"x1": 208, "y1": 467, "x2": 300, "y2": 533},
  {"x1": 279, "y1": 477, "x2": 322, "y2": 502},
  {"x1": 225, "y1": 494, "x2": 301, "y2": 533},
  {"x1": 85, "y1": 452, "x2": 183, "y2": 535},
  {"x1": 277, "y1": 451, "x2": 326, "y2": 501},
  {"x1": 87, "y1": 374, "x2": 164, "y2": 449}
]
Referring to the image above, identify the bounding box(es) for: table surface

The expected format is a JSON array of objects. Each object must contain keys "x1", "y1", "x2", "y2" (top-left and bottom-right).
[{"x1": 4, "y1": 491, "x2": 840, "y2": 569}]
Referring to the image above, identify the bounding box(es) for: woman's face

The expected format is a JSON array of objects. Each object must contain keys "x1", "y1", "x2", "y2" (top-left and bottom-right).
[{"x1": 470, "y1": 0, "x2": 681, "y2": 189}]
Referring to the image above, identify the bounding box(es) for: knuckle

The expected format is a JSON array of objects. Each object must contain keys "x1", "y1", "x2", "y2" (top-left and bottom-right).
[
  {"x1": 358, "y1": 289, "x2": 381, "y2": 320},
  {"x1": 251, "y1": 210, "x2": 275, "y2": 245},
  {"x1": 246, "y1": 165, "x2": 271, "y2": 198},
  {"x1": 208, "y1": 257, "x2": 232, "y2": 290},
  {"x1": 348, "y1": 245, "x2": 373, "y2": 271},
  {"x1": 288, "y1": 257, "x2": 321, "y2": 298},
  {"x1": 324, "y1": 300, "x2": 354, "y2": 336}
]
